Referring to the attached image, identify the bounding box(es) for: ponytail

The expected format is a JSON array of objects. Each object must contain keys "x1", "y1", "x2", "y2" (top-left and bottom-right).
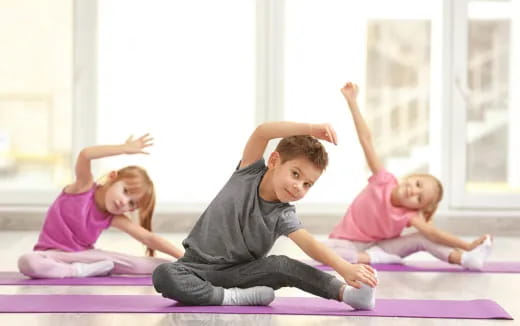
[
  {"x1": 114, "y1": 165, "x2": 156, "y2": 256},
  {"x1": 418, "y1": 174, "x2": 444, "y2": 223},
  {"x1": 139, "y1": 182, "x2": 156, "y2": 257},
  {"x1": 422, "y1": 203, "x2": 438, "y2": 223}
]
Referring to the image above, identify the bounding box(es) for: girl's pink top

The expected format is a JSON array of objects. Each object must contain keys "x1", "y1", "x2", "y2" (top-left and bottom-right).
[
  {"x1": 34, "y1": 184, "x2": 113, "y2": 252},
  {"x1": 329, "y1": 170, "x2": 416, "y2": 242}
]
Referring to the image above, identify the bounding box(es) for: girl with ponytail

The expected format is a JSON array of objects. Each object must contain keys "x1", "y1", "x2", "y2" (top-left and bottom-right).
[{"x1": 18, "y1": 134, "x2": 183, "y2": 278}]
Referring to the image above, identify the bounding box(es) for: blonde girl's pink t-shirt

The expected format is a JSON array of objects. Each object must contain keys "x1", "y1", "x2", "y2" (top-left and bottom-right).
[
  {"x1": 329, "y1": 170, "x2": 416, "y2": 242},
  {"x1": 34, "y1": 184, "x2": 113, "y2": 252}
]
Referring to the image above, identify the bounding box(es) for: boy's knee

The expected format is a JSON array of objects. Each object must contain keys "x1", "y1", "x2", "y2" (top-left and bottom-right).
[
  {"x1": 265, "y1": 254, "x2": 288, "y2": 265},
  {"x1": 152, "y1": 262, "x2": 218, "y2": 305},
  {"x1": 265, "y1": 255, "x2": 297, "y2": 274},
  {"x1": 152, "y1": 262, "x2": 176, "y2": 288},
  {"x1": 152, "y1": 262, "x2": 186, "y2": 298}
]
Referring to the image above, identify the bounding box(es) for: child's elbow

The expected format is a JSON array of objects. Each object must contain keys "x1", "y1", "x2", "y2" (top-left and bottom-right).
[
  {"x1": 254, "y1": 124, "x2": 269, "y2": 137},
  {"x1": 422, "y1": 229, "x2": 439, "y2": 242},
  {"x1": 78, "y1": 147, "x2": 96, "y2": 160},
  {"x1": 249, "y1": 124, "x2": 271, "y2": 143},
  {"x1": 140, "y1": 233, "x2": 156, "y2": 249},
  {"x1": 78, "y1": 148, "x2": 90, "y2": 160}
]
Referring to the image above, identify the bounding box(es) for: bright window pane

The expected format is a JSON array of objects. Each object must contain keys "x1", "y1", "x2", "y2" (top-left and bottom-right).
[
  {"x1": 0, "y1": 0, "x2": 73, "y2": 192},
  {"x1": 284, "y1": 0, "x2": 439, "y2": 204},
  {"x1": 465, "y1": 0, "x2": 520, "y2": 194},
  {"x1": 97, "y1": 0, "x2": 256, "y2": 204}
]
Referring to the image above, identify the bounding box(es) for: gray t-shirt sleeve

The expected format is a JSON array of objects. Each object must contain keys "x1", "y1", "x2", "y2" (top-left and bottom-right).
[
  {"x1": 277, "y1": 207, "x2": 302, "y2": 236},
  {"x1": 234, "y1": 159, "x2": 265, "y2": 175}
]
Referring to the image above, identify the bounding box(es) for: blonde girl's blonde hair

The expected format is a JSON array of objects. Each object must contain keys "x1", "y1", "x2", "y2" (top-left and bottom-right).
[
  {"x1": 104, "y1": 165, "x2": 156, "y2": 256},
  {"x1": 406, "y1": 173, "x2": 444, "y2": 223}
]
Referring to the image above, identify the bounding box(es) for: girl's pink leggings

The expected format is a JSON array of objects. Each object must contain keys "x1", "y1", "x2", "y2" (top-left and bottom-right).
[
  {"x1": 17, "y1": 248, "x2": 170, "y2": 278},
  {"x1": 325, "y1": 232, "x2": 453, "y2": 263}
]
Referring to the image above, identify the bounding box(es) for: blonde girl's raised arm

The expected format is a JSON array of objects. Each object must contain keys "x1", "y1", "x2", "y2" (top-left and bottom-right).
[{"x1": 340, "y1": 82, "x2": 384, "y2": 174}]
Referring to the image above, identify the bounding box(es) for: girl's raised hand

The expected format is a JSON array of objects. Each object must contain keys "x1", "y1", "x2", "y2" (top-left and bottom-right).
[
  {"x1": 310, "y1": 123, "x2": 338, "y2": 145},
  {"x1": 123, "y1": 133, "x2": 154, "y2": 154},
  {"x1": 340, "y1": 82, "x2": 359, "y2": 103}
]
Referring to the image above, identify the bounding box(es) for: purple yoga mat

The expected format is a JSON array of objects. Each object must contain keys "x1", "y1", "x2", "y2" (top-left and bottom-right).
[
  {"x1": 0, "y1": 272, "x2": 151, "y2": 286},
  {"x1": 2, "y1": 260, "x2": 519, "y2": 286},
  {"x1": 310, "y1": 261, "x2": 520, "y2": 273},
  {"x1": 0, "y1": 294, "x2": 512, "y2": 319}
]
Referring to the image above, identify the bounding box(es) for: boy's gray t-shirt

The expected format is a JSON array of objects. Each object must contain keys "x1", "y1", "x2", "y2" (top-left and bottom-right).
[{"x1": 182, "y1": 159, "x2": 302, "y2": 265}]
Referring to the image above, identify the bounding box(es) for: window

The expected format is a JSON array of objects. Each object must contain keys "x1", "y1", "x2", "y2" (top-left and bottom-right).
[
  {"x1": 283, "y1": 0, "x2": 441, "y2": 207},
  {"x1": 0, "y1": 0, "x2": 73, "y2": 204},
  {"x1": 2, "y1": 0, "x2": 518, "y2": 214},
  {"x1": 97, "y1": 0, "x2": 256, "y2": 206},
  {"x1": 451, "y1": 0, "x2": 520, "y2": 208}
]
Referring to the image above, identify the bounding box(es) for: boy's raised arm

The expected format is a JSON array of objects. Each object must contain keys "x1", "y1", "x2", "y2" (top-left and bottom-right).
[{"x1": 240, "y1": 122, "x2": 337, "y2": 169}]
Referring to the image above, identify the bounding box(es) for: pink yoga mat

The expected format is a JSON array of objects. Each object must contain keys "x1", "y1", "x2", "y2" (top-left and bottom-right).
[
  {"x1": 0, "y1": 294, "x2": 512, "y2": 319},
  {"x1": 0, "y1": 272, "x2": 151, "y2": 286},
  {"x1": 310, "y1": 261, "x2": 520, "y2": 273}
]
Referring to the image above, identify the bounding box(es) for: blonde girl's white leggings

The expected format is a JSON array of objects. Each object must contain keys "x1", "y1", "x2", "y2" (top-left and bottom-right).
[
  {"x1": 17, "y1": 248, "x2": 171, "y2": 278},
  {"x1": 325, "y1": 232, "x2": 453, "y2": 263}
]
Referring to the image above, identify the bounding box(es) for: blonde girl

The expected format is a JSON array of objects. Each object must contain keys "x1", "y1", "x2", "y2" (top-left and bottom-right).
[{"x1": 327, "y1": 83, "x2": 492, "y2": 271}]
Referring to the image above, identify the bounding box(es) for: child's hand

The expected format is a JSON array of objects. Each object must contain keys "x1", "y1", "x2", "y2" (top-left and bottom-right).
[
  {"x1": 339, "y1": 263, "x2": 378, "y2": 289},
  {"x1": 122, "y1": 133, "x2": 154, "y2": 154},
  {"x1": 468, "y1": 234, "x2": 492, "y2": 251},
  {"x1": 310, "y1": 123, "x2": 338, "y2": 145},
  {"x1": 340, "y1": 82, "x2": 359, "y2": 104}
]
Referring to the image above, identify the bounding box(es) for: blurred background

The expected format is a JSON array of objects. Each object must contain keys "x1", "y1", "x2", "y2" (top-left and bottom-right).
[{"x1": 0, "y1": 0, "x2": 519, "y2": 234}]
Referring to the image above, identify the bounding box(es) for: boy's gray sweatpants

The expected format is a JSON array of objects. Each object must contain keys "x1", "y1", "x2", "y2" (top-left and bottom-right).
[{"x1": 152, "y1": 254, "x2": 345, "y2": 305}]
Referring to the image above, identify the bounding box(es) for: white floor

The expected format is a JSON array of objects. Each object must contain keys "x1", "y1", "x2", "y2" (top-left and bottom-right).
[{"x1": 0, "y1": 231, "x2": 518, "y2": 325}]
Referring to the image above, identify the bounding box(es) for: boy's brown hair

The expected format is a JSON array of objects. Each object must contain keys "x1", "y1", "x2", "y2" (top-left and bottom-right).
[{"x1": 275, "y1": 135, "x2": 328, "y2": 171}]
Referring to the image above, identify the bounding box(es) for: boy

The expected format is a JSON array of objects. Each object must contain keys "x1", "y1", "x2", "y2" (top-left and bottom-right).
[{"x1": 153, "y1": 122, "x2": 378, "y2": 310}]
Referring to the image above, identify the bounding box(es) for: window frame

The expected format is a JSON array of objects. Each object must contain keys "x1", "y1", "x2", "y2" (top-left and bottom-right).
[
  {"x1": 0, "y1": 0, "x2": 95, "y2": 206},
  {"x1": 449, "y1": 0, "x2": 520, "y2": 209}
]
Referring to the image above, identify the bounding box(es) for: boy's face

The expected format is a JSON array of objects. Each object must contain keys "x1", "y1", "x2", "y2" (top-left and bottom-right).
[{"x1": 269, "y1": 153, "x2": 322, "y2": 203}]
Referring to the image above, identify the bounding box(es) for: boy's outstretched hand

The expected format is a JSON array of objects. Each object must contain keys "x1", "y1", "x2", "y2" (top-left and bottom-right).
[
  {"x1": 310, "y1": 123, "x2": 338, "y2": 145},
  {"x1": 123, "y1": 133, "x2": 154, "y2": 154},
  {"x1": 339, "y1": 263, "x2": 378, "y2": 289},
  {"x1": 340, "y1": 82, "x2": 359, "y2": 104}
]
